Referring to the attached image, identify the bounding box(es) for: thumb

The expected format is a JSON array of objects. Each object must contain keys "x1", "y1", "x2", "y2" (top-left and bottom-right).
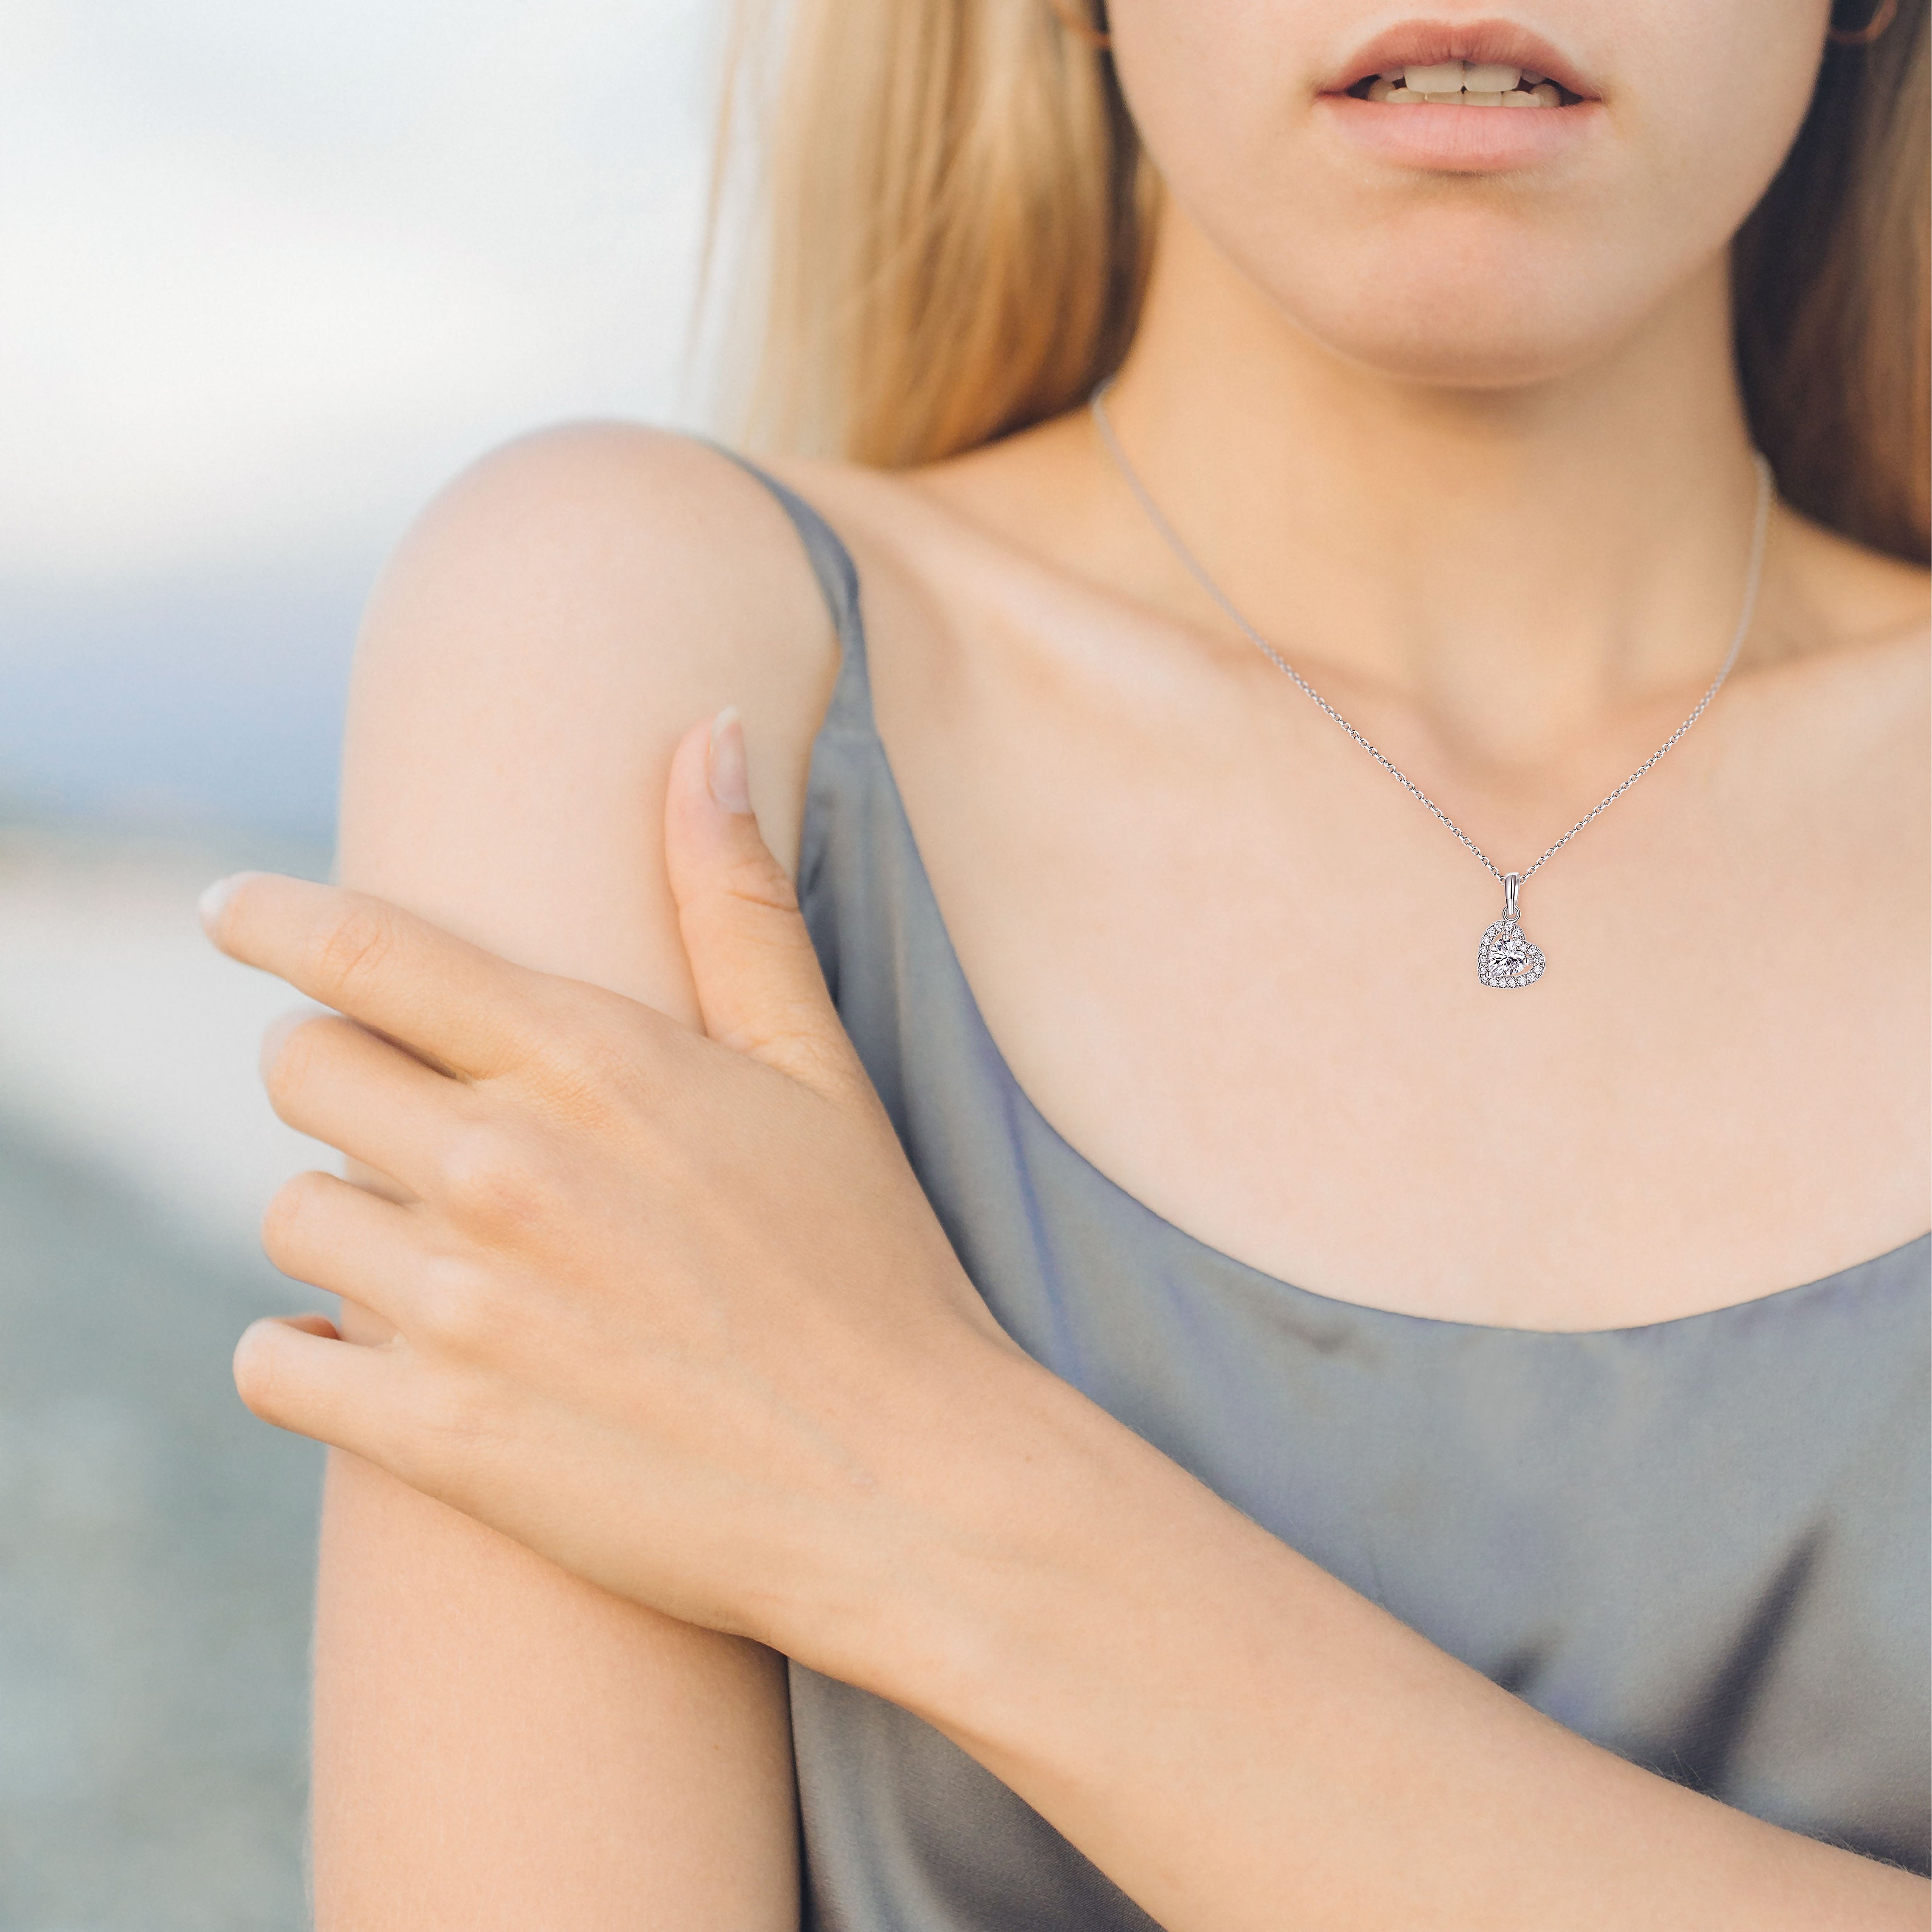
[{"x1": 664, "y1": 706, "x2": 862, "y2": 1099}]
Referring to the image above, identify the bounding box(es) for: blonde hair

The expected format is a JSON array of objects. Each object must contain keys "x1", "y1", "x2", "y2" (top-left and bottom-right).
[{"x1": 715, "y1": 0, "x2": 1929, "y2": 563}]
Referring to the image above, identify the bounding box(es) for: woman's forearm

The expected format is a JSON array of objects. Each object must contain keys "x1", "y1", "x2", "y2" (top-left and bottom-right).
[{"x1": 806, "y1": 1349, "x2": 1925, "y2": 1932}]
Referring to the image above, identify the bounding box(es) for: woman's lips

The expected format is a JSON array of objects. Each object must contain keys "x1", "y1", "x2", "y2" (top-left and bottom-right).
[
  {"x1": 1313, "y1": 21, "x2": 1602, "y2": 172},
  {"x1": 1315, "y1": 90, "x2": 1603, "y2": 172},
  {"x1": 1323, "y1": 17, "x2": 1599, "y2": 101}
]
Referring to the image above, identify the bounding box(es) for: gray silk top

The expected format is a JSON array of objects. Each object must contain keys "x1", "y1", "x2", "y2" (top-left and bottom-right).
[{"x1": 727, "y1": 456, "x2": 1932, "y2": 1928}]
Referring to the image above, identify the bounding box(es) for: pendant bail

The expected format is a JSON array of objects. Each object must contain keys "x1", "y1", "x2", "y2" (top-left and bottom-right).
[{"x1": 1503, "y1": 872, "x2": 1521, "y2": 921}]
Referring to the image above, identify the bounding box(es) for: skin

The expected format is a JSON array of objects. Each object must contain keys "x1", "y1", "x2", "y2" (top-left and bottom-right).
[{"x1": 210, "y1": 1, "x2": 1929, "y2": 1925}]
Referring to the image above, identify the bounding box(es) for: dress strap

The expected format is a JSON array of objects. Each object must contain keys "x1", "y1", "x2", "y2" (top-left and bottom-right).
[{"x1": 708, "y1": 444, "x2": 874, "y2": 736}]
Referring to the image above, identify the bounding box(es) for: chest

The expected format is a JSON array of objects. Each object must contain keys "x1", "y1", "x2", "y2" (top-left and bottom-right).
[{"x1": 868, "y1": 599, "x2": 1928, "y2": 1329}]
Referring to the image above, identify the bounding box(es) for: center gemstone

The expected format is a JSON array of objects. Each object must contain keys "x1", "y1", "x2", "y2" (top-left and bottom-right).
[{"x1": 1491, "y1": 928, "x2": 1532, "y2": 975}]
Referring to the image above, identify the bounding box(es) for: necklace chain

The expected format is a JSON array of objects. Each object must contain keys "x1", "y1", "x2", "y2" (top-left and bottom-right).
[{"x1": 1090, "y1": 381, "x2": 1775, "y2": 890}]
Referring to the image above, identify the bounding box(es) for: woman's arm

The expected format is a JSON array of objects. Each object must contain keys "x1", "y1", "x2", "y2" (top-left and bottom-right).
[
  {"x1": 840, "y1": 1361, "x2": 1929, "y2": 1932},
  {"x1": 310, "y1": 425, "x2": 836, "y2": 1929}
]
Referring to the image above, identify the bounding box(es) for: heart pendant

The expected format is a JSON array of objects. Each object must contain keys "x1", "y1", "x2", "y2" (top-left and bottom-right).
[
  {"x1": 1477, "y1": 917, "x2": 1545, "y2": 989},
  {"x1": 1477, "y1": 873, "x2": 1545, "y2": 989}
]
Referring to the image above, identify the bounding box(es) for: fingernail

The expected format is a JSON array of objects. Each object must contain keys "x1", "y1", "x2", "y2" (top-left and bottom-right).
[
  {"x1": 706, "y1": 706, "x2": 752, "y2": 815},
  {"x1": 198, "y1": 872, "x2": 247, "y2": 935}
]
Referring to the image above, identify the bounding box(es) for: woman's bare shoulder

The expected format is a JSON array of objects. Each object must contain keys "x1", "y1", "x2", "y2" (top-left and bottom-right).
[
  {"x1": 338, "y1": 422, "x2": 844, "y2": 1009},
  {"x1": 1774, "y1": 506, "x2": 1929, "y2": 657},
  {"x1": 379, "y1": 421, "x2": 836, "y2": 650}
]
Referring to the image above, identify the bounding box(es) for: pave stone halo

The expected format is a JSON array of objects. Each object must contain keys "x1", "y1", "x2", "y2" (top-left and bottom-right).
[{"x1": 1477, "y1": 874, "x2": 1546, "y2": 989}]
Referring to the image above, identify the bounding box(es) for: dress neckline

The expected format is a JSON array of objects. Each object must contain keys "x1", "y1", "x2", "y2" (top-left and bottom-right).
[{"x1": 851, "y1": 715, "x2": 1926, "y2": 1337}]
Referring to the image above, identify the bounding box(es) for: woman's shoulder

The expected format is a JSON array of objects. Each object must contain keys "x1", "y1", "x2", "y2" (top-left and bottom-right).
[
  {"x1": 361, "y1": 420, "x2": 845, "y2": 712},
  {"x1": 1756, "y1": 506, "x2": 1928, "y2": 756},
  {"x1": 342, "y1": 421, "x2": 847, "y2": 890},
  {"x1": 1774, "y1": 504, "x2": 1928, "y2": 655}
]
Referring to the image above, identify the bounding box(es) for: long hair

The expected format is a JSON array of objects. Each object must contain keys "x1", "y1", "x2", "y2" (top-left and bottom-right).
[{"x1": 713, "y1": 0, "x2": 1929, "y2": 564}]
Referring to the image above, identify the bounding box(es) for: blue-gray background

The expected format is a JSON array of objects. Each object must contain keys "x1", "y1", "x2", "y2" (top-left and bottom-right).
[{"x1": 0, "y1": 6, "x2": 720, "y2": 1922}]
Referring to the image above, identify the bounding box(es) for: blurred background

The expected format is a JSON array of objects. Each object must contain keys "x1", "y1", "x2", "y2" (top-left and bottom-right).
[{"x1": 1, "y1": 3, "x2": 722, "y2": 1922}]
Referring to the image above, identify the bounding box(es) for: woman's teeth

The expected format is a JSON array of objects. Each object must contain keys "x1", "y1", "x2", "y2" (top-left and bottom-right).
[{"x1": 1362, "y1": 62, "x2": 1565, "y2": 106}]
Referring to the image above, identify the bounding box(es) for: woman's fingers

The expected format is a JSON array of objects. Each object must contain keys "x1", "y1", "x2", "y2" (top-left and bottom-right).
[
  {"x1": 203, "y1": 872, "x2": 555, "y2": 1082},
  {"x1": 279, "y1": 1311, "x2": 342, "y2": 1339},
  {"x1": 260, "y1": 1168, "x2": 432, "y2": 1327},
  {"x1": 261, "y1": 1010, "x2": 458, "y2": 1198},
  {"x1": 232, "y1": 1314, "x2": 413, "y2": 1466},
  {"x1": 262, "y1": 1167, "x2": 542, "y2": 1359},
  {"x1": 664, "y1": 711, "x2": 873, "y2": 1107},
  {"x1": 235, "y1": 1312, "x2": 525, "y2": 1525}
]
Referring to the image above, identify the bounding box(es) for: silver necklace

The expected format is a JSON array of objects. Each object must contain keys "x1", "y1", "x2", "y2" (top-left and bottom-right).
[{"x1": 1089, "y1": 381, "x2": 1775, "y2": 989}]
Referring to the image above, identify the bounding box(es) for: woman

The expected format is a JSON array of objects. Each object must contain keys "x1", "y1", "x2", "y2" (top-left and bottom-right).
[{"x1": 203, "y1": 1, "x2": 1928, "y2": 1925}]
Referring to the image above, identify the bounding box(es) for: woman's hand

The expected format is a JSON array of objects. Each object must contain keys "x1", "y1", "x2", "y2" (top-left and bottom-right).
[{"x1": 207, "y1": 708, "x2": 1020, "y2": 1656}]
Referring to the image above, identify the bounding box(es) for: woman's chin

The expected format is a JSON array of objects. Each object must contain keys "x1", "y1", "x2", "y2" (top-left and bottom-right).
[{"x1": 1289, "y1": 279, "x2": 1650, "y2": 395}]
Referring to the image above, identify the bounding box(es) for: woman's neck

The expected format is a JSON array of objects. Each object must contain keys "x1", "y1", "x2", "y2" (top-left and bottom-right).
[{"x1": 1083, "y1": 201, "x2": 1768, "y2": 773}]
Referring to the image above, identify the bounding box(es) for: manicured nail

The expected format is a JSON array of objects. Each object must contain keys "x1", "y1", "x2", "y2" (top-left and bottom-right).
[
  {"x1": 706, "y1": 706, "x2": 752, "y2": 815},
  {"x1": 198, "y1": 872, "x2": 249, "y2": 935}
]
